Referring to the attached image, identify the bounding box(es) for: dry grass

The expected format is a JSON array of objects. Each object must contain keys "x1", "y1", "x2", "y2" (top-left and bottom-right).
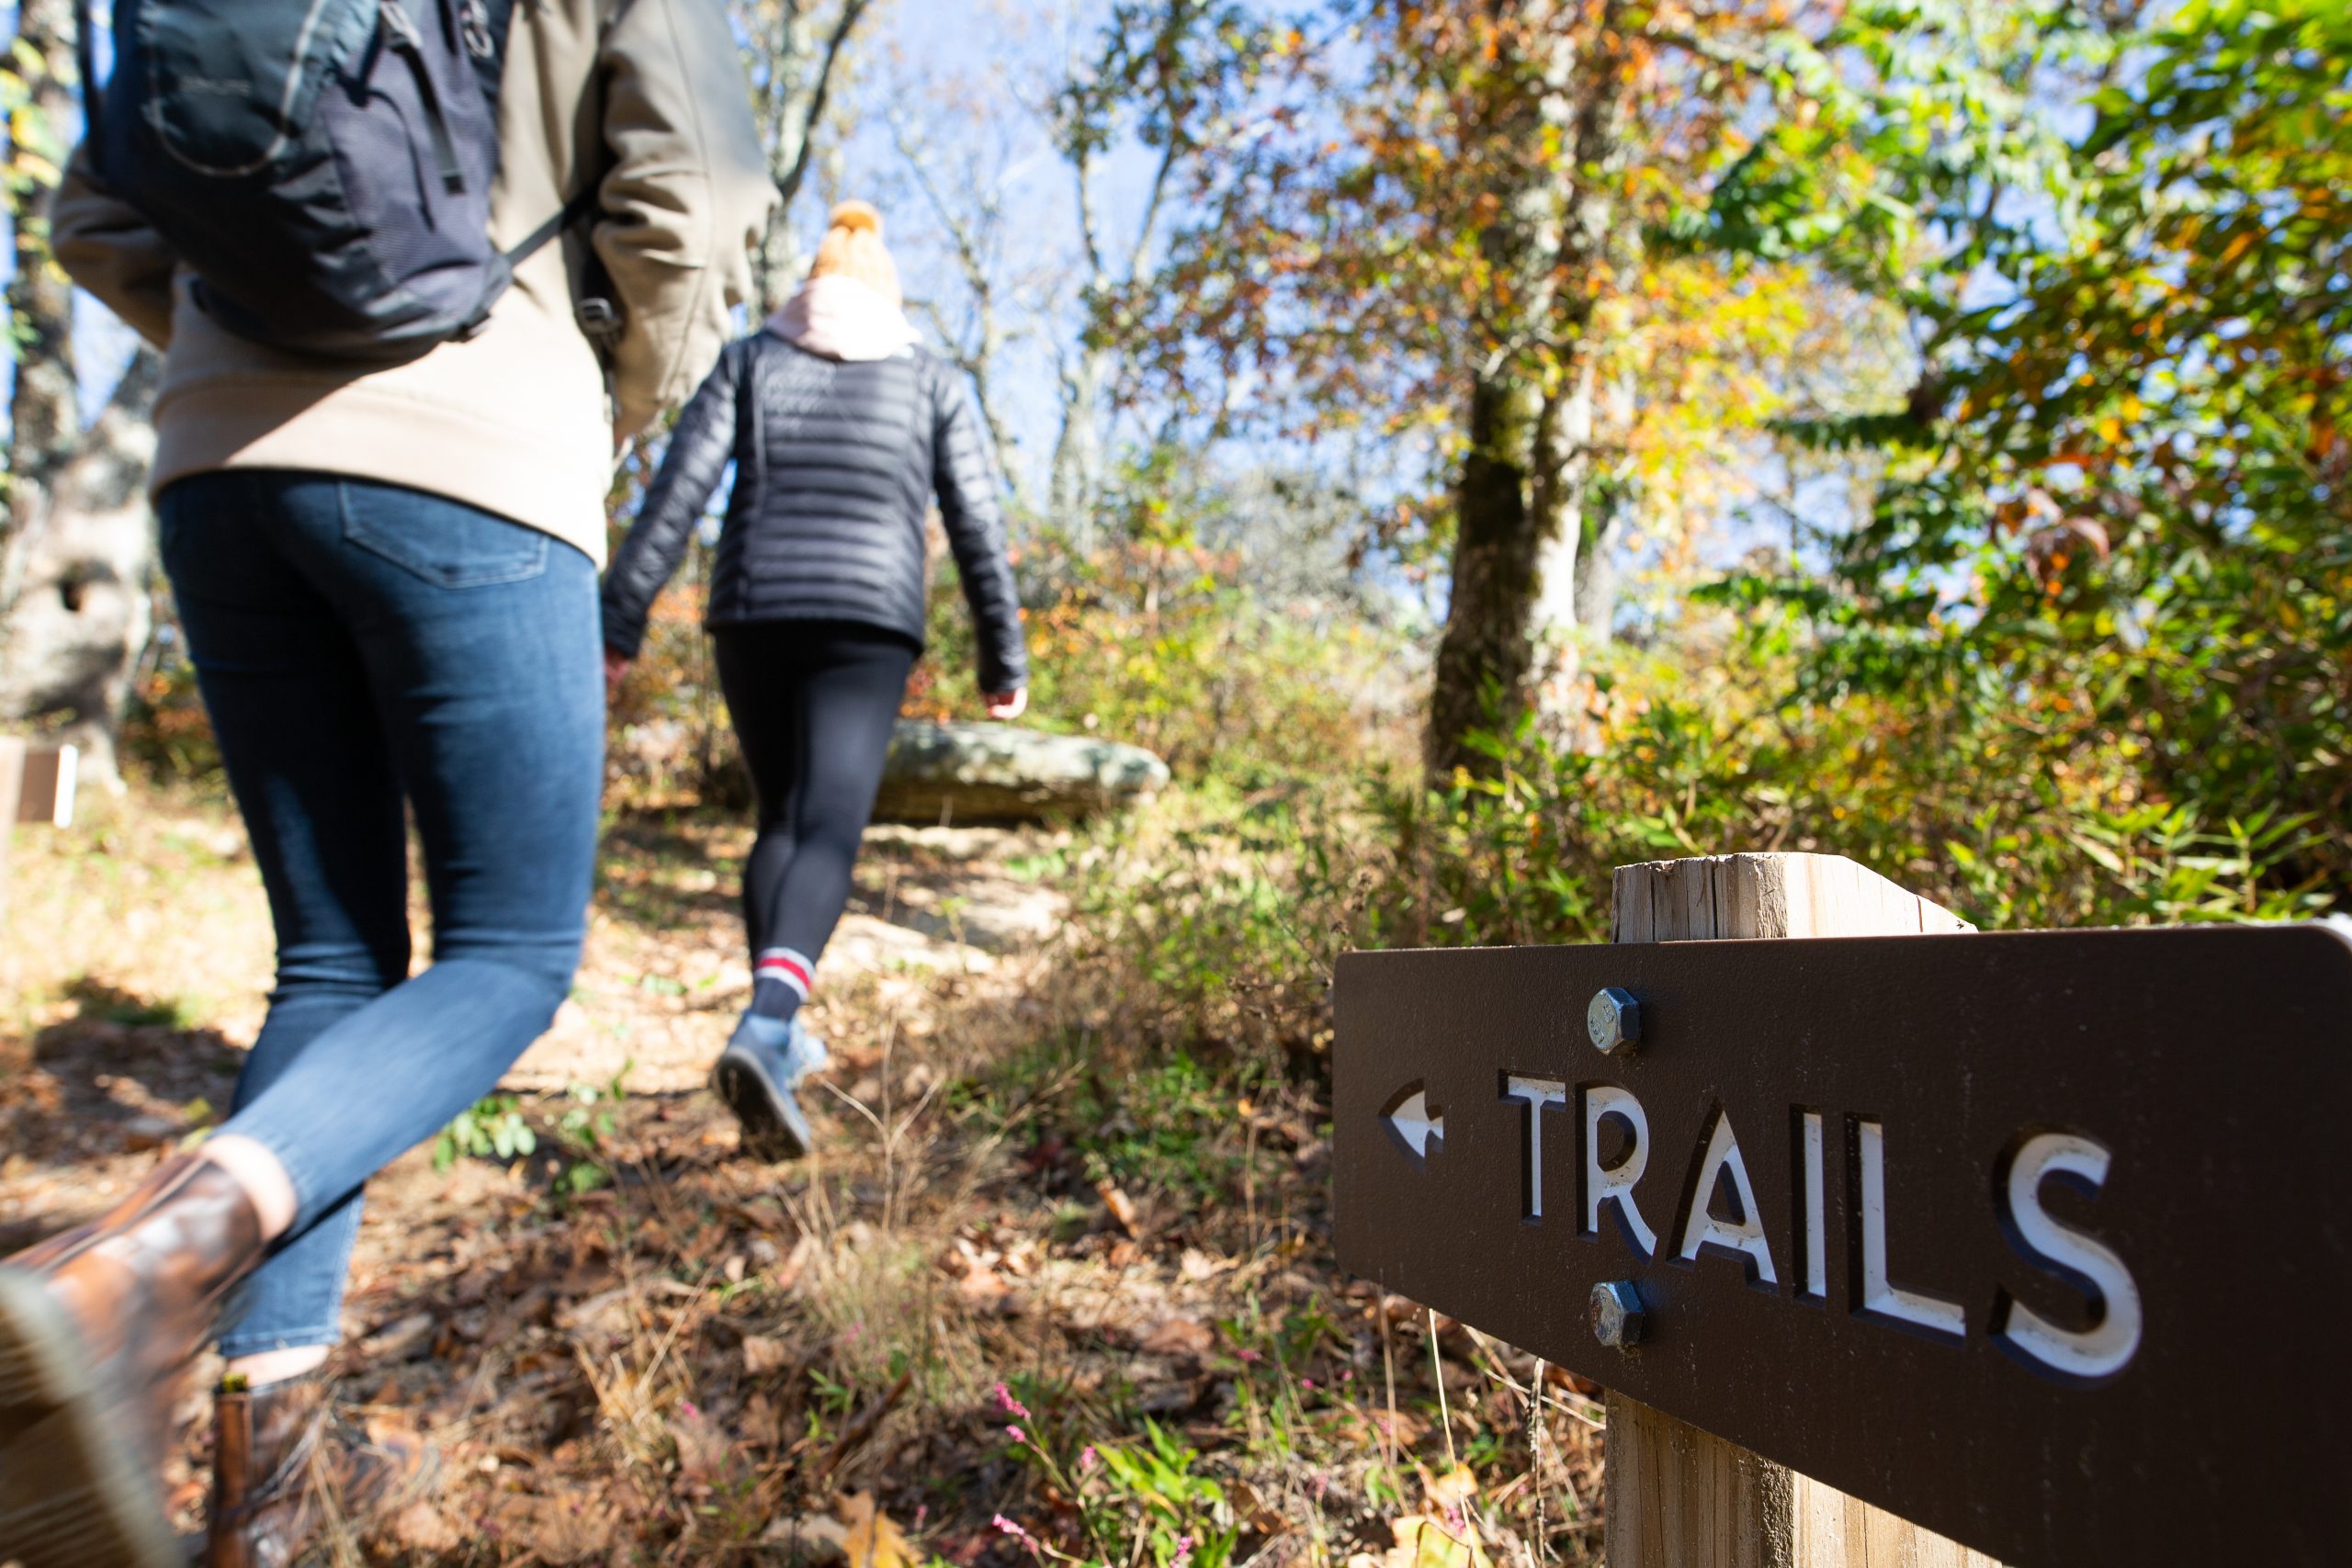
[{"x1": 0, "y1": 784, "x2": 1605, "y2": 1566}]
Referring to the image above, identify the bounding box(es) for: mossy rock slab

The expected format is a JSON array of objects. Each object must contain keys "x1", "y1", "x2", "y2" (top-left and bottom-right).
[{"x1": 874, "y1": 721, "x2": 1170, "y2": 825}]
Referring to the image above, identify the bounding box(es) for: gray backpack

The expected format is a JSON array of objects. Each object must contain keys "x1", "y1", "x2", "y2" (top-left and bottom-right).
[{"x1": 78, "y1": 0, "x2": 591, "y2": 363}]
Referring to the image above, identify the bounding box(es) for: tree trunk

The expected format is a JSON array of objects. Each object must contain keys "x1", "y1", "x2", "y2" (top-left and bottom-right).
[
  {"x1": 1575, "y1": 369, "x2": 1636, "y2": 642},
  {"x1": 1531, "y1": 344, "x2": 1609, "y2": 638},
  {"x1": 1575, "y1": 502, "x2": 1622, "y2": 642},
  {"x1": 746, "y1": 0, "x2": 821, "y2": 315},
  {"x1": 0, "y1": 351, "x2": 164, "y2": 791},
  {"x1": 1421, "y1": 6, "x2": 1632, "y2": 779},
  {"x1": 0, "y1": 0, "x2": 146, "y2": 786},
  {"x1": 1426, "y1": 368, "x2": 1579, "y2": 778},
  {"x1": 6, "y1": 0, "x2": 82, "y2": 571},
  {"x1": 1048, "y1": 342, "x2": 1111, "y2": 545},
  {"x1": 738, "y1": 0, "x2": 874, "y2": 315}
]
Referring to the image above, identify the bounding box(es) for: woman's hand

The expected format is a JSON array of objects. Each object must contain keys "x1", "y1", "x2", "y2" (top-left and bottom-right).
[
  {"x1": 604, "y1": 648, "x2": 631, "y2": 700},
  {"x1": 985, "y1": 688, "x2": 1029, "y2": 721}
]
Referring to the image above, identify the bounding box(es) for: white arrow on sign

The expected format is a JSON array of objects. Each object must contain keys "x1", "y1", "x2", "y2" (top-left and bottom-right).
[{"x1": 1385, "y1": 1084, "x2": 1444, "y2": 1160}]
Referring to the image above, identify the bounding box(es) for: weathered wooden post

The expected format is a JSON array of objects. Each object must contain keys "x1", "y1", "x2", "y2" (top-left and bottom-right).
[
  {"x1": 0, "y1": 738, "x2": 79, "y2": 832},
  {"x1": 1604, "y1": 852, "x2": 1994, "y2": 1568},
  {"x1": 0, "y1": 738, "x2": 79, "y2": 929}
]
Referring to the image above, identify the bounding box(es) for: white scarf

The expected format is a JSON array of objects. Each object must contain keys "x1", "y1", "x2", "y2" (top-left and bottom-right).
[{"x1": 763, "y1": 275, "x2": 921, "y2": 362}]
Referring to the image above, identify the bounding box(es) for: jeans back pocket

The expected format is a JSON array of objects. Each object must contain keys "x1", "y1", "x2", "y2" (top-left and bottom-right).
[{"x1": 340, "y1": 481, "x2": 549, "y2": 589}]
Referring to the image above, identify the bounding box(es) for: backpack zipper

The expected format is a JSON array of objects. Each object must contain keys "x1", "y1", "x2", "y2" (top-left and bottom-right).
[
  {"x1": 458, "y1": 0, "x2": 495, "y2": 61},
  {"x1": 379, "y1": 0, "x2": 466, "y2": 194}
]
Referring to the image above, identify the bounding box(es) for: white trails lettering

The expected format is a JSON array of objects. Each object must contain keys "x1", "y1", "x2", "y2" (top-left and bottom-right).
[
  {"x1": 1493, "y1": 1083, "x2": 2135, "y2": 1381},
  {"x1": 1501, "y1": 1076, "x2": 1567, "y2": 1220},
  {"x1": 1796, "y1": 1108, "x2": 1827, "y2": 1301},
  {"x1": 1673, "y1": 1107, "x2": 1778, "y2": 1286},
  {"x1": 1852, "y1": 1118, "x2": 1967, "y2": 1338},
  {"x1": 1579, "y1": 1084, "x2": 1657, "y2": 1256},
  {"x1": 1994, "y1": 1132, "x2": 2143, "y2": 1380}
]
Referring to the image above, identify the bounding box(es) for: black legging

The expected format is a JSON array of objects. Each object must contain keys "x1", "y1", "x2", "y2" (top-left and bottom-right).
[{"x1": 714, "y1": 621, "x2": 919, "y2": 987}]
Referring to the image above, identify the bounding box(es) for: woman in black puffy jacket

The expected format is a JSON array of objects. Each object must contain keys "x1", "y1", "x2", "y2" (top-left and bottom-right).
[{"x1": 601, "y1": 200, "x2": 1028, "y2": 1160}]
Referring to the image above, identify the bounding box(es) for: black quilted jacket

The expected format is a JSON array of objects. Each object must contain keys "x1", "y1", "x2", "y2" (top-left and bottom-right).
[{"x1": 599, "y1": 333, "x2": 1029, "y2": 693}]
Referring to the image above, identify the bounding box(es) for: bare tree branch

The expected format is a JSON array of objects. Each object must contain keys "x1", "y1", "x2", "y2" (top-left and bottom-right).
[
  {"x1": 888, "y1": 102, "x2": 1031, "y2": 512},
  {"x1": 776, "y1": 0, "x2": 876, "y2": 209}
]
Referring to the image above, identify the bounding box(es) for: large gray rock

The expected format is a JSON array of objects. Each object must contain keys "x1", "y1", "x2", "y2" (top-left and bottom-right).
[{"x1": 874, "y1": 721, "x2": 1170, "y2": 825}]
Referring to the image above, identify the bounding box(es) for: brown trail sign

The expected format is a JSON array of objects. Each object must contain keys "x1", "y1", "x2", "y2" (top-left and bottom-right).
[{"x1": 1333, "y1": 852, "x2": 2352, "y2": 1568}]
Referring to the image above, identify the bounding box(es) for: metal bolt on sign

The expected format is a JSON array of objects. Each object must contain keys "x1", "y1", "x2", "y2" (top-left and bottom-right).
[
  {"x1": 1588, "y1": 987, "x2": 1642, "y2": 1054},
  {"x1": 1591, "y1": 1280, "x2": 1645, "y2": 1348}
]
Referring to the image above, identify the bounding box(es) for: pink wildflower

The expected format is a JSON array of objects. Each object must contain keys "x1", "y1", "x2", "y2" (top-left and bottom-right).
[
  {"x1": 1079, "y1": 1445, "x2": 1099, "y2": 1474},
  {"x1": 1237, "y1": 1348, "x2": 1262, "y2": 1364},
  {"x1": 994, "y1": 1515, "x2": 1032, "y2": 1541},
  {"x1": 1171, "y1": 1533, "x2": 1195, "y2": 1568},
  {"x1": 679, "y1": 1400, "x2": 699, "y2": 1417},
  {"x1": 1007, "y1": 1424, "x2": 1027, "y2": 1444},
  {"x1": 1300, "y1": 1377, "x2": 1317, "y2": 1391},
  {"x1": 994, "y1": 1382, "x2": 1033, "y2": 1419}
]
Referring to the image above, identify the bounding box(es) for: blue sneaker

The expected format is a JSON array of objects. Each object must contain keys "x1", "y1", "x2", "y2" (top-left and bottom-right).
[{"x1": 713, "y1": 1014, "x2": 831, "y2": 1161}]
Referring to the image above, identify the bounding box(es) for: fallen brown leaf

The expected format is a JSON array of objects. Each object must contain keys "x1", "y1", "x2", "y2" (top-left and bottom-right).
[
  {"x1": 494, "y1": 1483, "x2": 621, "y2": 1564},
  {"x1": 1376, "y1": 1514, "x2": 1492, "y2": 1568},
  {"x1": 387, "y1": 1499, "x2": 464, "y2": 1555},
  {"x1": 763, "y1": 1510, "x2": 852, "y2": 1555},
  {"x1": 1096, "y1": 1178, "x2": 1143, "y2": 1238},
  {"x1": 1421, "y1": 1465, "x2": 1477, "y2": 1510},
  {"x1": 956, "y1": 1264, "x2": 1012, "y2": 1310},
  {"x1": 1138, "y1": 1315, "x2": 1214, "y2": 1358},
  {"x1": 671, "y1": 1405, "x2": 733, "y2": 1483},
  {"x1": 1230, "y1": 1475, "x2": 1288, "y2": 1536},
  {"x1": 744, "y1": 1392, "x2": 786, "y2": 1450},
  {"x1": 357, "y1": 1312, "x2": 435, "y2": 1362},
  {"x1": 836, "y1": 1489, "x2": 920, "y2": 1568}
]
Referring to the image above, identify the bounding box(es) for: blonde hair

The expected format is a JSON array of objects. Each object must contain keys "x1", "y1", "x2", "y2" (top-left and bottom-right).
[{"x1": 806, "y1": 200, "x2": 902, "y2": 308}]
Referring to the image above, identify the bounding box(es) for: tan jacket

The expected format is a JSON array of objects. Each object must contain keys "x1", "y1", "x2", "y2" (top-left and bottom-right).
[{"x1": 51, "y1": 0, "x2": 775, "y2": 568}]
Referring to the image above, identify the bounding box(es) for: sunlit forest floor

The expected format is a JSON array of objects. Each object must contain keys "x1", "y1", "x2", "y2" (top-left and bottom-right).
[{"x1": 2, "y1": 786, "x2": 1602, "y2": 1567}]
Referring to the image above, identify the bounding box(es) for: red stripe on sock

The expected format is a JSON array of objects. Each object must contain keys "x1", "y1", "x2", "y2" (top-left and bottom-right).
[{"x1": 755, "y1": 950, "x2": 813, "y2": 994}]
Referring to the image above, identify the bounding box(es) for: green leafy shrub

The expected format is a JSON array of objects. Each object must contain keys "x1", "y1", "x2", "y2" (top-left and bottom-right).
[
  {"x1": 1045, "y1": 597, "x2": 2338, "y2": 1092},
  {"x1": 434, "y1": 1095, "x2": 537, "y2": 1169}
]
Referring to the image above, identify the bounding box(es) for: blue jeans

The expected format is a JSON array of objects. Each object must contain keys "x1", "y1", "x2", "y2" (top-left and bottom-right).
[{"x1": 157, "y1": 471, "x2": 603, "y2": 1359}]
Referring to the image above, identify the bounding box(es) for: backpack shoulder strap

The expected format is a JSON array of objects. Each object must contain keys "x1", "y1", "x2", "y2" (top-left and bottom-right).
[
  {"x1": 505, "y1": 182, "x2": 622, "y2": 365},
  {"x1": 488, "y1": 0, "x2": 608, "y2": 271},
  {"x1": 504, "y1": 180, "x2": 599, "y2": 269}
]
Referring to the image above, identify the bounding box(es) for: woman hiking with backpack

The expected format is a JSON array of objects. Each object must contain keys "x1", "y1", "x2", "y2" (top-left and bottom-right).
[
  {"x1": 600, "y1": 200, "x2": 1030, "y2": 1160},
  {"x1": 0, "y1": 0, "x2": 772, "y2": 1563}
]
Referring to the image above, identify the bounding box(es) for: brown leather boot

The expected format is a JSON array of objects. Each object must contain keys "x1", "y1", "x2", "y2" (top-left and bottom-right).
[
  {"x1": 0, "y1": 1154, "x2": 266, "y2": 1568},
  {"x1": 206, "y1": 1371, "x2": 436, "y2": 1568}
]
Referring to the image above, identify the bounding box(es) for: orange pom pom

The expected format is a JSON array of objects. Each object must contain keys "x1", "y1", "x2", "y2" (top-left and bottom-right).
[
  {"x1": 828, "y1": 200, "x2": 883, "y2": 236},
  {"x1": 807, "y1": 199, "x2": 900, "y2": 306}
]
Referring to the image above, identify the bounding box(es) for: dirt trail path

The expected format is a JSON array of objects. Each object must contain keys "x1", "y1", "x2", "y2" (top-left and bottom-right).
[
  {"x1": 515, "y1": 818, "x2": 1068, "y2": 1096},
  {"x1": 1, "y1": 788, "x2": 1599, "y2": 1567},
  {"x1": 3, "y1": 798, "x2": 1064, "y2": 1239}
]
